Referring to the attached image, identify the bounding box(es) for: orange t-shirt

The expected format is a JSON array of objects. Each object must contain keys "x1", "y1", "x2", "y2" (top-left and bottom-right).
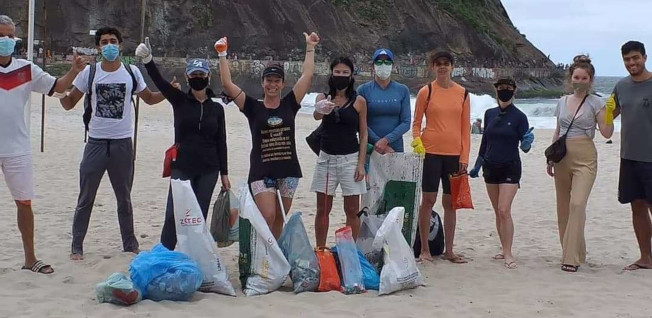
[{"x1": 412, "y1": 81, "x2": 471, "y2": 163}]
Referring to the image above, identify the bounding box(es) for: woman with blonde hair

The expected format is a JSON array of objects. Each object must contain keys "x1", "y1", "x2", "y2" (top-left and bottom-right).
[{"x1": 547, "y1": 55, "x2": 614, "y2": 272}]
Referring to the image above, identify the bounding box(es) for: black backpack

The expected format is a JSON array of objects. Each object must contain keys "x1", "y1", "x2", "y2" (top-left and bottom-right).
[
  {"x1": 413, "y1": 210, "x2": 445, "y2": 257},
  {"x1": 83, "y1": 62, "x2": 138, "y2": 142}
]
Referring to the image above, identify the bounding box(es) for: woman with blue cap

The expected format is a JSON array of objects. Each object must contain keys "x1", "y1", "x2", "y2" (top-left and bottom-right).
[
  {"x1": 136, "y1": 38, "x2": 230, "y2": 250},
  {"x1": 357, "y1": 48, "x2": 411, "y2": 154}
]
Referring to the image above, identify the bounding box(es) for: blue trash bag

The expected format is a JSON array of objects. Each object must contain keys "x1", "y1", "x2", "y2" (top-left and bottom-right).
[
  {"x1": 96, "y1": 272, "x2": 142, "y2": 306},
  {"x1": 129, "y1": 243, "x2": 203, "y2": 301},
  {"x1": 332, "y1": 247, "x2": 380, "y2": 291},
  {"x1": 278, "y1": 212, "x2": 320, "y2": 293},
  {"x1": 335, "y1": 226, "x2": 366, "y2": 294}
]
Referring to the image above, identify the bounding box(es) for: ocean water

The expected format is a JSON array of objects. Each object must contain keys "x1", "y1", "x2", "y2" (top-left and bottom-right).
[{"x1": 299, "y1": 76, "x2": 623, "y2": 131}]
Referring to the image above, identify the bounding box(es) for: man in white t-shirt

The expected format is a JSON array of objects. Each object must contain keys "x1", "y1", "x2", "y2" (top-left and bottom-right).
[
  {"x1": 0, "y1": 15, "x2": 85, "y2": 274},
  {"x1": 60, "y1": 27, "x2": 165, "y2": 260}
]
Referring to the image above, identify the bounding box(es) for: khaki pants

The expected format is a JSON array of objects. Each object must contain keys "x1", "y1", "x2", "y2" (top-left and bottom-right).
[{"x1": 553, "y1": 138, "x2": 597, "y2": 266}]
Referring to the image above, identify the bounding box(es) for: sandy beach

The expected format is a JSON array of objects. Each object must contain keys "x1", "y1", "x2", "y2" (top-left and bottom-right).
[{"x1": 0, "y1": 93, "x2": 650, "y2": 318}]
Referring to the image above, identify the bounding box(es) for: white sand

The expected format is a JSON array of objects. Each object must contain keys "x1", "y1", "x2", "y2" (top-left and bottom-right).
[{"x1": 0, "y1": 94, "x2": 650, "y2": 318}]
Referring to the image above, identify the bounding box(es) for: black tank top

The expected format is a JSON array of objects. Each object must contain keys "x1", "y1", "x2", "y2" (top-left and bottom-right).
[{"x1": 320, "y1": 94, "x2": 360, "y2": 155}]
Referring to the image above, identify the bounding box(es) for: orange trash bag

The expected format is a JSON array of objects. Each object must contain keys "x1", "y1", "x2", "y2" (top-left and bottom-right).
[
  {"x1": 314, "y1": 247, "x2": 342, "y2": 292},
  {"x1": 449, "y1": 172, "x2": 474, "y2": 210}
]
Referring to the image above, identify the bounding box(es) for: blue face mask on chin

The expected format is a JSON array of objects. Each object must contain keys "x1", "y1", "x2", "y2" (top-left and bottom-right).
[
  {"x1": 101, "y1": 44, "x2": 120, "y2": 62},
  {"x1": 0, "y1": 36, "x2": 17, "y2": 57}
]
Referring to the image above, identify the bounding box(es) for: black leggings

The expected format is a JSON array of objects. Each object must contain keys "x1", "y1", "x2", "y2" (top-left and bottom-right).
[{"x1": 160, "y1": 169, "x2": 219, "y2": 250}]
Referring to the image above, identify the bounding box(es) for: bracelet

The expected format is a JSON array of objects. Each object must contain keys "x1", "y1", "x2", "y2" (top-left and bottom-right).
[{"x1": 306, "y1": 49, "x2": 314, "y2": 52}]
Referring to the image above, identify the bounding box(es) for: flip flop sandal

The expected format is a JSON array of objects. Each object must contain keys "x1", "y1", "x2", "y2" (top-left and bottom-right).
[
  {"x1": 561, "y1": 264, "x2": 578, "y2": 272},
  {"x1": 22, "y1": 260, "x2": 54, "y2": 274},
  {"x1": 623, "y1": 263, "x2": 652, "y2": 271},
  {"x1": 504, "y1": 261, "x2": 517, "y2": 269}
]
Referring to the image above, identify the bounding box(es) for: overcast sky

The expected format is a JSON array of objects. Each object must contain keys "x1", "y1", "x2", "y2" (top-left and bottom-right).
[{"x1": 502, "y1": 0, "x2": 651, "y2": 76}]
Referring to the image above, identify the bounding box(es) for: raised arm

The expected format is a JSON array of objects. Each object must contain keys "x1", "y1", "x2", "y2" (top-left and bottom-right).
[
  {"x1": 59, "y1": 87, "x2": 84, "y2": 110},
  {"x1": 136, "y1": 37, "x2": 185, "y2": 104},
  {"x1": 52, "y1": 51, "x2": 86, "y2": 93},
  {"x1": 215, "y1": 37, "x2": 246, "y2": 110},
  {"x1": 292, "y1": 32, "x2": 320, "y2": 104}
]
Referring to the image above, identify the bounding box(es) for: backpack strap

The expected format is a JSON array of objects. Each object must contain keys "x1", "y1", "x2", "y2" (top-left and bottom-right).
[
  {"x1": 122, "y1": 63, "x2": 138, "y2": 105},
  {"x1": 82, "y1": 63, "x2": 97, "y2": 142},
  {"x1": 425, "y1": 83, "x2": 432, "y2": 111}
]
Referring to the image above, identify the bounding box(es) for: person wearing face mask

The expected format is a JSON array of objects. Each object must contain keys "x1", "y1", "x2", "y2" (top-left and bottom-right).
[
  {"x1": 356, "y1": 48, "x2": 411, "y2": 154},
  {"x1": 59, "y1": 27, "x2": 166, "y2": 260},
  {"x1": 547, "y1": 55, "x2": 614, "y2": 273},
  {"x1": 135, "y1": 38, "x2": 230, "y2": 250},
  {"x1": 217, "y1": 32, "x2": 319, "y2": 239},
  {"x1": 0, "y1": 15, "x2": 86, "y2": 274},
  {"x1": 468, "y1": 77, "x2": 533, "y2": 270},
  {"x1": 311, "y1": 57, "x2": 368, "y2": 246},
  {"x1": 608, "y1": 41, "x2": 652, "y2": 271},
  {"x1": 412, "y1": 50, "x2": 471, "y2": 264}
]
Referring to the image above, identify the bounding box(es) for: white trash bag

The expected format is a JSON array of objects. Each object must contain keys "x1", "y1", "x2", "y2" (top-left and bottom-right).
[
  {"x1": 238, "y1": 185, "x2": 291, "y2": 296},
  {"x1": 372, "y1": 207, "x2": 425, "y2": 295},
  {"x1": 171, "y1": 179, "x2": 236, "y2": 296}
]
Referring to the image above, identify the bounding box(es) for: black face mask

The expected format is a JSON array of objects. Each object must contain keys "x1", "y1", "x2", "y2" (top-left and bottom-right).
[
  {"x1": 497, "y1": 89, "x2": 514, "y2": 102},
  {"x1": 188, "y1": 77, "x2": 209, "y2": 91},
  {"x1": 329, "y1": 75, "x2": 351, "y2": 91}
]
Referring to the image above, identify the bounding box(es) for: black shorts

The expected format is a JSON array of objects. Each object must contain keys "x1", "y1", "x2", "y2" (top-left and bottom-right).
[
  {"x1": 618, "y1": 158, "x2": 652, "y2": 205},
  {"x1": 482, "y1": 160, "x2": 521, "y2": 184},
  {"x1": 422, "y1": 154, "x2": 459, "y2": 194}
]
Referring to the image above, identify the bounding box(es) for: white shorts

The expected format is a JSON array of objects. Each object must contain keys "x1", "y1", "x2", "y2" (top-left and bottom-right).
[
  {"x1": 0, "y1": 154, "x2": 34, "y2": 201},
  {"x1": 310, "y1": 151, "x2": 367, "y2": 197}
]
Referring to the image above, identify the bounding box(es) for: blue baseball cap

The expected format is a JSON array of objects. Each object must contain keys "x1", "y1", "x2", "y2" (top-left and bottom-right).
[
  {"x1": 373, "y1": 48, "x2": 394, "y2": 62},
  {"x1": 186, "y1": 58, "x2": 210, "y2": 75}
]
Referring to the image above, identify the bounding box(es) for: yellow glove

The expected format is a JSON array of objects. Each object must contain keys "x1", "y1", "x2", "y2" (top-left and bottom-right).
[
  {"x1": 411, "y1": 137, "x2": 426, "y2": 156},
  {"x1": 605, "y1": 94, "x2": 616, "y2": 126}
]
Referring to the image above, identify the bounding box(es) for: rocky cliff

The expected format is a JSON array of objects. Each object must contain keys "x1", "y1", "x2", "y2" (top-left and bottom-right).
[{"x1": 5, "y1": 0, "x2": 563, "y2": 94}]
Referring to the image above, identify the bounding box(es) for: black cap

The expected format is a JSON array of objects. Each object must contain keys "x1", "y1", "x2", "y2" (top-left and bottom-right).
[
  {"x1": 493, "y1": 76, "x2": 517, "y2": 88},
  {"x1": 262, "y1": 65, "x2": 284, "y2": 79},
  {"x1": 432, "y1": 51, "x2": 455, "y2": 64}
]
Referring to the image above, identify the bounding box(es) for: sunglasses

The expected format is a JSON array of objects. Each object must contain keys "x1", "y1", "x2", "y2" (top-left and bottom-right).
[
  {"x1": 374, "y1": 60, "x2": 393, "y2": 66},
  {"x1": 332, "y1": 107, "x2": 341, "y2": 124}
]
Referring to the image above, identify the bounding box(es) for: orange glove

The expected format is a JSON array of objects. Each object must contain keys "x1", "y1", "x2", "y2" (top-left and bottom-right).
[{"x1": 214, "y1": 37, "x2": 228, "y2": 57}]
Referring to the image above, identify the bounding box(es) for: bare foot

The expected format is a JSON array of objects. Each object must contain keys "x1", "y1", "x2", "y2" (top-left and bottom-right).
[
  {"x1": 443, "y1": 253, "x2": 468, "y2": 264},
  {"x1": 417, "y1": 251, "x2": 434, "y2": 263},
  {"x1": 70, "y1": 253, "x2": 84, "y2": 261},
  {"x1": 623, "y1": 262, "x2": 652, "y2": 271},
  {"x1": 493, "y1": 253, "x2": 504, "y2": 260}
]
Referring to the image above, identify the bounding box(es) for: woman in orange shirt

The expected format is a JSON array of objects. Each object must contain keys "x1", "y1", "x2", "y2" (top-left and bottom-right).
[{"x1": 412, "y1": 50, "x2": 471, "y2": 263}]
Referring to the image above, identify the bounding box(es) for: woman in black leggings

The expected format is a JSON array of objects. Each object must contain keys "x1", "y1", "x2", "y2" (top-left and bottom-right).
[{"x1": 136, "y1": 38, "x2": 229, "y2": 250}]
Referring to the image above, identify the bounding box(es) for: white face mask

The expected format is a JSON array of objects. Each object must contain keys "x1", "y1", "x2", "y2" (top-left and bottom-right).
[{"x1": 374, "y1": 64, "x2": 392, "y2": 80}]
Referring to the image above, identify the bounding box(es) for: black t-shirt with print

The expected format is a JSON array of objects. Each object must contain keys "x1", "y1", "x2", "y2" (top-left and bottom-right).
[{"x1": 242, "y1": 91, "x2": 302, "y2": 183}]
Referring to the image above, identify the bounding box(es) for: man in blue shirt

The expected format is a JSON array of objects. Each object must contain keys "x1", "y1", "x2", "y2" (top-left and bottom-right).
[{"x1": 357, "y1": 48, "x2": 411, "y2": 153}]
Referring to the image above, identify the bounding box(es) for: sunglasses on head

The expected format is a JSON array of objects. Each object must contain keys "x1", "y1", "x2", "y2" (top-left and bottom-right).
[{"x1": 374, "y1": 59, "x2": 393, "y2": 66}]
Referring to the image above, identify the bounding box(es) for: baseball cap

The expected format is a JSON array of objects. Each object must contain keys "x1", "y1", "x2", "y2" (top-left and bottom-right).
[
  {"x1": 185, "y1": 58, "x2": 210, "y2": 75},
  {"x1": 262, "y1": 64, "x2": 285, "y2": 79},
  {"x1": 493, "y1": 76, "x2": 517, "y2": 88},
  {"x1": 373, "y1": 48, "x2": 394, "y2": 62},
  {"x1": 431, "y1": 50, "x2": 455, "y2": 64}
]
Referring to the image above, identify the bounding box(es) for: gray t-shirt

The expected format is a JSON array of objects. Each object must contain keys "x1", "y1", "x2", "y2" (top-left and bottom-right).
[
  {"x1": 555, "y1": 94, "x2": 604, "y2": 139},
  {"x1": 613, "y1": 76, "x2": 652, "y2": 162}
]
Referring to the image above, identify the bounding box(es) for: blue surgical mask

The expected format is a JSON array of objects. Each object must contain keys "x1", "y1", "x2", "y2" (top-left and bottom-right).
[
  {"x1": 0, "y1": 36, "x2": 16, "y2": 57},
  {"x1": 101, "y1": 44, "x2": 120, "y2": 61}
]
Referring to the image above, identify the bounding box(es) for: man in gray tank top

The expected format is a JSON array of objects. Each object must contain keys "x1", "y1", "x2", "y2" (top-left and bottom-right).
[{"x1": 611, "y1": 41, "x2": 652, "y2": 270}]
